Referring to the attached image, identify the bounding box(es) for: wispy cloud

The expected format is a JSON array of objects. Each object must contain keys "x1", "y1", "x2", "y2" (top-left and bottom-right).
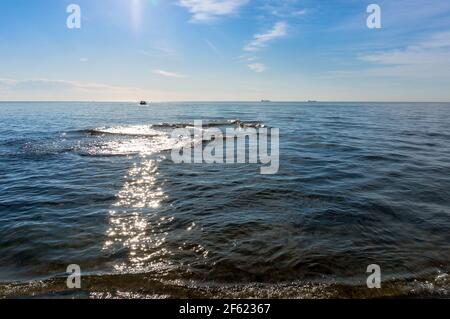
[
  {"x1": 359, "y1": 31, "x2": 450, "y2": 66},
  {"x1": 332, "y1": 0, "x2": 450, "y2": 33},
  {"x1": 0, "y1": 78, "x2": 18, "y2": 87},
  {"x1": 242, "y1": 56, "x2": 258, "y2": 63},
  {"x1": 248, "y1": 63, "x2": 266, "y2": 73},
  {"x1": 244, "y1": 22, "x2": 288, "y2": 52},
  {"x1": 325, "y1": 31, "x2": 450, "y2": 80},
  {"x1": 0, "y1": 78, "x2": 141, "y2": 92},
  {"x1": 177, "y1": 0, "x2": 249, "y2": 22},
  {"x1": 0, "y1": 77, "x2": 176, "y2": 101},
  {"x1": 259, "y1": 0, "x2": 307, "y2": 18},
  {"x1": 241, "y1": 21, "x2": 289, "y2": 72},
  {"x1": 140, "y1": 45, "x2": 178, "y2": 59},
  {"x1": 153, "y1": 69, "x2": 186, "y2": 78}
]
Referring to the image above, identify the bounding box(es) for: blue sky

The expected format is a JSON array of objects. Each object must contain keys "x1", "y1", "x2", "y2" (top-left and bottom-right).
[{"x1": 1, "y1": 0, "x2": 450, "y2": 101}]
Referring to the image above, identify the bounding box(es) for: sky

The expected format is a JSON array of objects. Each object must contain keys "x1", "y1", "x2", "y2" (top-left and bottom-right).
[{"x1": 1, "y1": 0, "x2": 450, "y2": 102}]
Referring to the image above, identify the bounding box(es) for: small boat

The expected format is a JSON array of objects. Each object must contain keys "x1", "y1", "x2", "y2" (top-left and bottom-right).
[
  {"x1": 307, "y1": 100, "x2": 318, "y2": 103},
  {"x1": 261, "y1": 100, "x2": 271, "y2": 103},
  {"x1": 139, "y1": 101, "x2": 148, "y2": 105}
]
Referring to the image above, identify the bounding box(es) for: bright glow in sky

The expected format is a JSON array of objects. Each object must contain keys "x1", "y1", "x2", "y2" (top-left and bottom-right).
[{"x1": 1, "y1": 0, "x2": 450, "y2": 101}]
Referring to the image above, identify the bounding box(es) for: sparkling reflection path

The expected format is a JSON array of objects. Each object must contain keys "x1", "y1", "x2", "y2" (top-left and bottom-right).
[{"x1": 103, "y1": 158, "x2": 172, "y2": 273}]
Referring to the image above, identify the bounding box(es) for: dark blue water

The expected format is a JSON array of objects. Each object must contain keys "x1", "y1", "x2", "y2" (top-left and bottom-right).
[{"x1": 0, "y1": 102, "x2": 449, "y2": 298}]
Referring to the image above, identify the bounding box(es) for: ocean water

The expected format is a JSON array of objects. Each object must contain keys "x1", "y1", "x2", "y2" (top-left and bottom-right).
[{"x1": 0, "y1": 101, "x2": 449, "y2": 298}]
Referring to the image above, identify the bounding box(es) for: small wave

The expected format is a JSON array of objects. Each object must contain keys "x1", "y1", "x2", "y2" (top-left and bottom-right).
[
  {"x1": 9, "y1": 120, "x2": 267, "y2": 158},
  {"x1": 151, "y1": 120, "x2": 238, "y2": 129},
  {"x1": 1, "y1": 272, "x2": 448, "y2": 299},
  {"x1": 78, "y1": 119, "x2": 266, "y2": 136},
  {"x1": 84, "y1": 126, "x2": 166, "y2": 137}
]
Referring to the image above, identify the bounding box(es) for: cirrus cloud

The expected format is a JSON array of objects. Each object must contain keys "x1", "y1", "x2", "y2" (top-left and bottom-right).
[
  {"x1": 248, "y1": 63, "x2": 267, "y2": 73},
  {"x1": 0, "y1": 77, "x2": 171, "y2": 101},
  {"x1": 177, "y1": 0, "x2": 249, "y2": 22},
  {"x1": 153, "y1": 69, "x2": 186, "y2": 78},
  {"x1": 244, "y1": 21, "x2": 288, "y2": 52}
]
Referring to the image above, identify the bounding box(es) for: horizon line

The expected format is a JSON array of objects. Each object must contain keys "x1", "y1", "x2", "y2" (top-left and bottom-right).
[{"x1": 1, "y1": 100, "x2": 450, "y2": 104}]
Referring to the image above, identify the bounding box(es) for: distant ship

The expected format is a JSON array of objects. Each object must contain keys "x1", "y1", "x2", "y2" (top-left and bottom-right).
[
  {"x1": 307, "y1": 100, "x2": 318, "y2": 103},
  {"x1": 261, "y1": 100, "x2": 271, "y2": 103},
  {"x1": 139, "y1": 101, "x2": 148, "y2": 105}
]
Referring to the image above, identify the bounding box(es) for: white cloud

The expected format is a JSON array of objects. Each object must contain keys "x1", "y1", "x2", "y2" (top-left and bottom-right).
[
  {"x1": 153, "y1": 69, "x2": 186, "y2": 78},
  {"x1": 333, "y1": 0, "x2": 450, "y2": 33},
  {"x1": 177, "y1": 0, "x2": 249, "y2": 22},
  {"x1": 140, "y1": 45, "x2": 178, "y2": 59},
  {"x1": 0, "y1": 78, "x2": 143, "y2": 93},
  {"x1": 260, "y1": 0, "x2": 307, "y2": 18},
  {"x1": 324, "y1": 31, "x2": 450, "y2": 81},
  {"x1": 359, "y1": 31, "x2": 450, "y2": 69},
  {"x1": 248, "y1": 63, "x2": 266, "y2": 73},
  {"x1": 0, "y1": 77, "x2": 175, "y2": 101},
  {"x1": 418, "y1": 31, "x2": 450, "y2": 49},
  {"x1": 244, "y1": 22, "x2": 288, "y2": 52},
  {"x1": 0, "y1": 78, "x2": 18, "y2": 87}
]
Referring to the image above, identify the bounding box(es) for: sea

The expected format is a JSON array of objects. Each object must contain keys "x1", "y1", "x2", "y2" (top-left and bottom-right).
[{"x1": 0, "y1": 101, "x2": 449, "y2": 298}]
